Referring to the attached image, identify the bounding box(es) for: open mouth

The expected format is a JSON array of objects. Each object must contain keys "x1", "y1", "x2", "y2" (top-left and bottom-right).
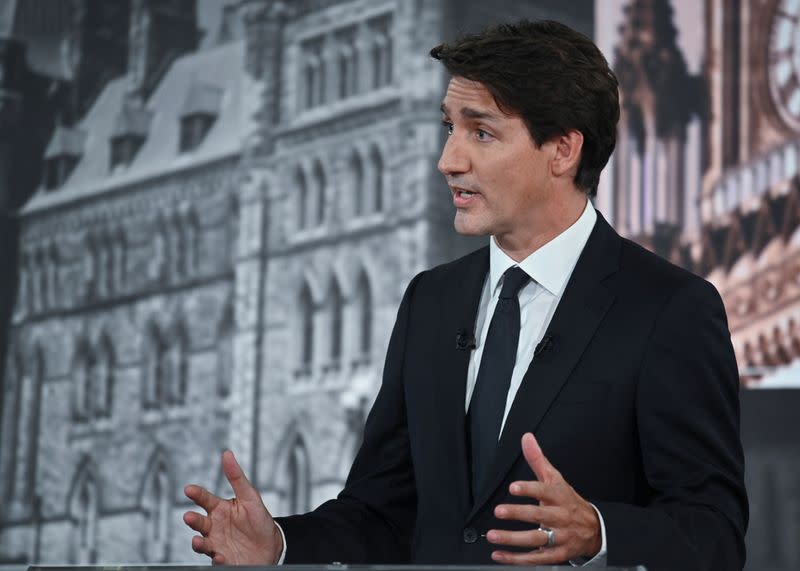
[{"x1": 452, "y1": 187, "x2": 480, "y2": 207}]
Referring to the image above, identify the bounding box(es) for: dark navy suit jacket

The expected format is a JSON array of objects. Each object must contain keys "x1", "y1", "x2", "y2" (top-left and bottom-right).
[{"x1": 277, "y1": 211, "x2": 748, "y2": 571}]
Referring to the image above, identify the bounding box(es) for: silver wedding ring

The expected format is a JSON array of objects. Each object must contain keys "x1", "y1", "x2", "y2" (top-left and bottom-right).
[{"x1": 541, "y1": 527, "x2": 556, "y2": 547}]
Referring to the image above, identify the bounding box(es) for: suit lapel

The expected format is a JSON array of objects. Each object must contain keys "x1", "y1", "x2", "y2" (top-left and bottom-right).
[
  {"x1": 467, "y1": 213, "x2": 621, "y2": 520},
  {"x1": 433, "y1": 247, "x2": 489, "y2": 514}
]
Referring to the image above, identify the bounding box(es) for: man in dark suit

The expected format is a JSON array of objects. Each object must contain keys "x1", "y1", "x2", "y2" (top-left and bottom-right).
[{"x1": 183, "y1": 20, "x2": 748, "y2": 570}]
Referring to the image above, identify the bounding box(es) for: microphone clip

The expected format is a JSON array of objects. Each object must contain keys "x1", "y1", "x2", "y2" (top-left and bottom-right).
[
  {"x1": 456, "y1": 328, "x2": 476, "y2": 350},
  {"x1": 534, "y1": 334, "x2": 555, "y2": 357}
]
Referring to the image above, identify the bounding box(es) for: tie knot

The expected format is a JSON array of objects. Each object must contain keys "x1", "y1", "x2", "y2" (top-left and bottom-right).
[{"x1": 499, "y1": 266, "x2": 530, "y2": 300}]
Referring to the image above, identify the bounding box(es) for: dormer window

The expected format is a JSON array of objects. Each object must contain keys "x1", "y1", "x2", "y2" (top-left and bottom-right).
[
  {"x1": 109, "y1": 99, "x2": 152, "y2": 170},
  {"x1": 179, "y1": 83, "x2": 222, "y2": 152},
  {"x1": 179, "y1": 113, "x2": 215, "y2": 152},
  {"x1": 43, "y1": 126, "x2": 86, "y2": 190},
  {"x1": 110, "y1": 134, "x2": 145, "y2": 170}
]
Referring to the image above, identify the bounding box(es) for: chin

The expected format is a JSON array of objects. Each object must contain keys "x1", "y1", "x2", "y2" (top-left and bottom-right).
[{"x1": 453, "y1": 213, "x2": 490, "y2": 236}]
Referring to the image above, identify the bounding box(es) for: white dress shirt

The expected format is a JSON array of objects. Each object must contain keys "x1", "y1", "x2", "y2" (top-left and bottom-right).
[
  {"x1": 277, "y1": 201, "x2": 605, "y2": 565},
  {"x1": 465, "y1": 199, "x2": 606, "y2": 566}
]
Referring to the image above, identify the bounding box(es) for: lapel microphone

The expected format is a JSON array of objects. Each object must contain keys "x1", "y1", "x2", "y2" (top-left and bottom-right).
[
  {"x1": 535, "y1": 334, "x2": 554, "y2": 356},
  {"x1": 455, "y1": 328, "x2": 476, "y2": 350}
]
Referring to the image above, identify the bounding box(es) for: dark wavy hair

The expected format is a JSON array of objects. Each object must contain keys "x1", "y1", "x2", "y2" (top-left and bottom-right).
[{"x1": 430, "y1": 20, "x2": 620, "y2": 196}]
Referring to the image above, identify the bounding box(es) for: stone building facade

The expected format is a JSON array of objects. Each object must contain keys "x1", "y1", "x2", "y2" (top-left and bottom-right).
[{"x1": 0, "y1": 0, "x2": 593, "y2": 564}]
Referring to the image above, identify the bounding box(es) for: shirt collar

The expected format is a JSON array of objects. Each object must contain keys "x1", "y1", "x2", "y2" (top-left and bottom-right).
[{"x1": 488, "y1": 200, "x2": 597, "y2": 297}]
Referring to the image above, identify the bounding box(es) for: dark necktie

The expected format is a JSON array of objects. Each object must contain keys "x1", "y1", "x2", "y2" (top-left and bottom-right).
[{"x1": 468, "y1": 265, "x2": 530, "y2": 498}]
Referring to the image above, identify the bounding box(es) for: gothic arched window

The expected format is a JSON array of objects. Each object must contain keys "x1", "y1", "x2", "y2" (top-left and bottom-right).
[
  {"x1": 354, "y1": 269, "x2": 373, "y2": 359},
  {"x1": 143, "y1": 323, "x2": 166, "y2": 410},
  {"x1": 141, "y1": 456, "x2": 171, "y2": 562},
  {"x1": 14, "y1": 345, "x2": 43, "y2": 503},
  {"x1": 369, "y1": 16, "x2": 393, "y2": 89},
  {"x1": 217, "y1": 304, "x2": 234, "y2": 398},
  {"x1": 72, "y1": 339, "x2": 92, "y2": 422},
  {"x1": 299, "y1": 282, "x2": 314, "y2": 371},
  {"x1": 287, "y1": 436, "x2": 310, "y2": 515},
  {"x1": 329, "y1": 279, "x2": 344, "y2": 363},
  {"x1": 93, "y1": 333, "x2": 114, "y2": 418},
  {"x1": 350, "y1": 151, "x2": 364, "y2": 217},
  {"x1": 312, "y1": 161, "x2": 326, "y2": 227},
  {"x1": 296, "y1": 168, "x2": 308, "y2": 230},
  {"x1": 368, "y1": 146, "x2": 384, "y2": 214},
  {"x1": 70, "y1": 465, "x2": 98, "y2": 564},
  {"x1": 166, "y1": 322, "x2": 189, "y2": 405},
  {"x1": 337, "y1": 29, "x2": 358, "y2": 100}
]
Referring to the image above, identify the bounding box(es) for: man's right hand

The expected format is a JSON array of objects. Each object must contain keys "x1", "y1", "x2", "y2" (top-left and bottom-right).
[{"x1": 184, "y1": 450, "x2": 283, "y2": 565}]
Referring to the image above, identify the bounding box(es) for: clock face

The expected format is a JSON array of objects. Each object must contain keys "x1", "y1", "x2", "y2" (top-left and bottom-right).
[{"x1": 769, "y1": 0, "x2": 800, "y2": 130}]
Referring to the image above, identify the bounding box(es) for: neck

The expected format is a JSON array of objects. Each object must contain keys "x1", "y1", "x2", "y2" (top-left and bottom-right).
[{"x1": 495, "y1": 192, "x2": 588, "y2": 262}]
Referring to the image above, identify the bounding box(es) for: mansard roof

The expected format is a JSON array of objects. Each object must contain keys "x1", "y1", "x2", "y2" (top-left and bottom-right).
[{"x1": 22, "y1": 39, "x2": 254, "y2": 215}]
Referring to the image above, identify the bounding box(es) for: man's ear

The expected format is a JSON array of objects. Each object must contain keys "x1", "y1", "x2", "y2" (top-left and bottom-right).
[{"x1": 550, "y1": 129, "x2": 584, "y2": 179}]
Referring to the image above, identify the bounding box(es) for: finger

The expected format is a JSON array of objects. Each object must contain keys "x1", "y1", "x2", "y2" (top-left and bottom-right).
[
  {"x1": 183, "y1": 511, "x2": 211, "y2": 536},
  {"x1": 212, "y1": 553, "x2": 226, "y2": 566},
  {"x1": 492, "y1": 546, "x2": 568, "y2": 566},
  {"x1": 185, "y1": 484, "x2": 221, "y2": 513},
  {"x1": 486, "y1": 528, "x2": 546, "y2": 548},
  {"x1": 521, "y1": 433, "x2": 560, "y2": 484},
  {"x1": 494, "y1": 503, "x2": 561, "y2": 526},
  {"x1": 222, "y1": 450, "x2": 260, "y2": 502},
  {"x1": 191, "y1": 535, "x2": 215, "y2": 557},
  {"x1": 508, "y1": 480, "x2": 552, "y2": 502}
]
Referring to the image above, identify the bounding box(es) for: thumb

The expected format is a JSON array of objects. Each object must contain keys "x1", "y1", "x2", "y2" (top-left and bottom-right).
[
  {"x1": 521, "y1": 432, "x2": 558, "y2": 484},
  {"x1": 222, "y1": 450, "x2": 261, "y2": 503}
]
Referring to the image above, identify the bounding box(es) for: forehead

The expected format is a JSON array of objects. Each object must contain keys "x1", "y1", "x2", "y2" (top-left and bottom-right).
[{"x1": 442, "y1": 76, "x2": 502, "y2": 114}]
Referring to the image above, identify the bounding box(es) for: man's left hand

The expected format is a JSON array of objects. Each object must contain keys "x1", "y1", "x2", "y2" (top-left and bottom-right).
[{"x1": 487, "y1": 432, "x2": 601, "y2": 565}]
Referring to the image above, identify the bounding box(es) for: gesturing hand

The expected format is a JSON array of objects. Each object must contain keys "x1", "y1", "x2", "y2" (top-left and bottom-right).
[
  {"x1": 184, "y1": 450, "x2": 283, "y2": 565},
  {"x1": 487, "y1": 432, "x2": 601, "y2": 565}
]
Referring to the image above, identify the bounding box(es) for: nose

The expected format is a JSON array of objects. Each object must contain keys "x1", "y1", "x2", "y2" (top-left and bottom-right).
[{"x1": 437, "y1": 134, "x2": 470, "y2": 176}]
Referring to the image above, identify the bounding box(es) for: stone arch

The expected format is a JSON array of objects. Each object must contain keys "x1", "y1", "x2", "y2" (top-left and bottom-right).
[
  {"x1": 311, "y1": 158, "x2": 327, "y2": 227},
  {"x1": 142, "y1": 318, "x2": 167, "y2": 410},
  {"x1": 347, "y1": 147, "x2": 366, "y2": 217},
  {"x1": 327, "y1": 274, "x2": 345, "y2": 363},
  {"x1": 299, "y1": 265, "x2": 326, "y2": 305},
  {"x1": 139, "y1": 446, "x2": 172, "y2": 562},
  {"x1": 94, "y1": 329, "x2": 115, "y2": 418},
  {"x1": 297, "y1": 278, "x2": 315, "y2": 370},
  {"x1": 68, "y1": 456, "x2": 100, "y2": 564},
  {"x1": 271, "y1": 418, "x2": 313, "y2": 516},
  {"x1": 71, "y1": 335, "x2": 93, "y2": 422},
  {"x1": 367, "y1": 144, "x2": 385, "y2": 214},
  {"x1": 294, "y1": 165, "x2": 309, "y2": 230},
  {"x1": 353, "y1": 265, "x2": 374, "y2": 359},
  {"x1": 165, "y1": 314, "x2": 190, "y2": 405}
]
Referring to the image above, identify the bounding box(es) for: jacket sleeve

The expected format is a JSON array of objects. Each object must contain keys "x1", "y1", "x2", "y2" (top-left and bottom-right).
[
  {"x1": 594, "y1": 278, "x2": 749, "y2": 571},
  {"x1": 274, "y1": 272, "x2": 423, "y2": 563}
]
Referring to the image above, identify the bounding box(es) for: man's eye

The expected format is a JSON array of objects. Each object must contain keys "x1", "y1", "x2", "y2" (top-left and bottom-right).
[
  {"x1": 476, "y1": 129, "x2": 492, "y2": 141},
  {"x1": 441, "y1": 120, "x2": 454, "y2": 135}
]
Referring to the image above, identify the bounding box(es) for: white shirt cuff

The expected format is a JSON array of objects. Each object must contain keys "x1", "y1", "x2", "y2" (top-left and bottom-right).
[
  {"x1": 274, "y1": 520, "x2": 287, "y2": 565},
  {"x1": 569, "y1": 502, "x2": 607, "y2": 566}
]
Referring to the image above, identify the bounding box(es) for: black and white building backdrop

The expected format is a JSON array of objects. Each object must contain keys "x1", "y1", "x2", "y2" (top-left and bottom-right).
[{"x1": 0, "y1": 1, "x2": 798, "y2": 569}]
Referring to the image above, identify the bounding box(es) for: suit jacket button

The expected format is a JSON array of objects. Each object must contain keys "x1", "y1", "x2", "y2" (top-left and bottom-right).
[{"x1": 463, "y1": 527, "x2": 478, "y2": 544}]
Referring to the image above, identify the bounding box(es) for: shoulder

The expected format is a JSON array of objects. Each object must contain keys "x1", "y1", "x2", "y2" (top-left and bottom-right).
[
  {"x1": 412, "y1": 246, "x2": 489, "y2": 289},
  {"x1": 617, "y1": 237, "x2": 720, "y2": 304}
]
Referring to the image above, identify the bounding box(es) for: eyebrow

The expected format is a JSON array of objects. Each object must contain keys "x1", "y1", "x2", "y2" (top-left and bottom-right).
[{"x1": 440, "y1": 103, "x2": 502, "y2": 123}]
